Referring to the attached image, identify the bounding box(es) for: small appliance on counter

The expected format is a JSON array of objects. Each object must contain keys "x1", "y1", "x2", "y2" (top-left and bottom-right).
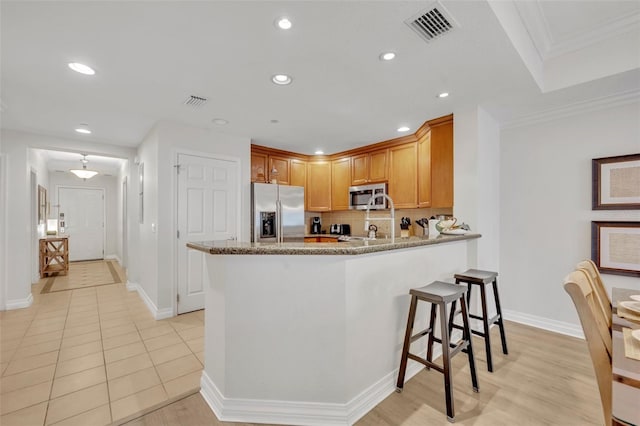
[
  {"x1": 329, "y1": 224, "x2": 351, "y2": 236},
  {"x1": 311, "y1": 217, "x2": 322, "y2": 234}
]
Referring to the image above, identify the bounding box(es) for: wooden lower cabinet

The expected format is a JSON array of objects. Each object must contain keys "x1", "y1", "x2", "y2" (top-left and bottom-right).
[
  {"x1": 331, "y1": 157, "x2": 351, "y2": 210},
  {"x1": 304, "y1": 236, "x2": 338, "y2": 243},
  {"x1": 307, "y1": 161, "x2": 331, "y2": 211},
  {"x1": 389, "y1": 142, "x2": 418, "y2": 208}
]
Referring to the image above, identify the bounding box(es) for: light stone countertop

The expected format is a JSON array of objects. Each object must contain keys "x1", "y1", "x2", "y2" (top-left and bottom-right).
[{"x1": 187, "y1": 233, "x2": 481, "y2": 255}]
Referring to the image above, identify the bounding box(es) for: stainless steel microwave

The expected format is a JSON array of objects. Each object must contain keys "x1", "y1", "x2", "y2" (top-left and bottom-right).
[{"x1": 348, "y1": 183, "x2": 388, "y2": 210}]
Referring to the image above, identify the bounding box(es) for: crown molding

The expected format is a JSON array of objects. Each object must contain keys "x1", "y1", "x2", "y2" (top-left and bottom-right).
[{"x1": 501, "y1": 89, "x2": 640, "y2": 130}]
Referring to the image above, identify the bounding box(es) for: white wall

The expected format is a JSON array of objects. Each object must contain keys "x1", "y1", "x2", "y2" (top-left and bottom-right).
[
  {"x1": 48, "y1": 172, "x2": 120, "y2": 258},
  {"x1": 133, "y1": 121, "x2": 251, "y2": 316},
  {"x1": 0, "y1": 129, "x2": 136, "y2": 310},
  {"x1": 453, "y1": 106, "x2": 501, "y2": 271},
  {"x1": 0, "y1": 151, "x2": 6, "y2": 310},
  {"x1": 500, "y1": 100, "x2": 640, "y2": 334}
]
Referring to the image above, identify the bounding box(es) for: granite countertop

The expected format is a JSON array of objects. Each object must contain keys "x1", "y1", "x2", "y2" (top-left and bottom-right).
[{"x1": 187, "y1": 233, "x2": 481, "y2": 255}]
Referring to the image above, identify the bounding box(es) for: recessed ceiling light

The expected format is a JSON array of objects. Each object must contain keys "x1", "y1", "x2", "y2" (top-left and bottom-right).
[
  {"x1": 270, "y1": 119, "x2": 279, "y2": 124},
  {"x1": 212, "y1": 118, "x2": 229, "y2": 125},
  {"x1": 276, "y1": 17, "x2": 292, "y2": 30},
  {"x1": 314, "y1": 150, "x2": 324, "y2": 155},
  {"x1": 438, "y1": 92, "x2": 449, "y2": 98},
  {"x1": 379, "y1": 52, "x2": 396, "y2": 61},
  {"x1": 397, "y1": 126, "x2": 410, "y2": 132},
  {"x1": 68, "y1": 62, "x2": 95, "y2": 75},
  {"x1": 272, "y1": 74, "x2": 292, "y2": 85},
  {"x1": 75, "y1": 124, "x2": 92, "y2": 134}
]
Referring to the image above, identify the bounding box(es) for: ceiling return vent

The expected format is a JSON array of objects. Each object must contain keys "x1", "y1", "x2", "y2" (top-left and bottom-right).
[
  {"x1": 182, "y1": 95, "x2": 208, "y2": 108},
  {"x1": 405, "y1": 2, "x2": 458, "y2": 43}
]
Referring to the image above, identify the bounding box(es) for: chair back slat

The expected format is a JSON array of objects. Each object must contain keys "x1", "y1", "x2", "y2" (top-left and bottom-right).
[
  {"x1": 564, "y1": 269, "x2": 612, "y2": 425},
  {"x1": 577, "y1": 260, "x2": 612, "y2": 328}
]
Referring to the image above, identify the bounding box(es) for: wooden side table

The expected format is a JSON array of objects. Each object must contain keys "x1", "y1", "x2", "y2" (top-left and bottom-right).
[{"x1": 39, "y1": 236, "x2": 69, "y2": 278}]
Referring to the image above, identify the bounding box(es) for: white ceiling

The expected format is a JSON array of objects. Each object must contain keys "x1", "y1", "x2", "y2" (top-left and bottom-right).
[
  {"x1": 35, "y1": 149, "x2": 126, "y2": 176},
  {"x1": 2, "y1": 1, "x2": 639, "y2": 156}
]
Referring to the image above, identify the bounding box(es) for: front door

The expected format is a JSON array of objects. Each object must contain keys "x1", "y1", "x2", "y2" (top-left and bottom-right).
[
  {"x1": 177, "y1": 154, "x2": 238, "y2": 314},
  {"x1": 58, "y1": 187, "x2": 105, "y2": 261}
]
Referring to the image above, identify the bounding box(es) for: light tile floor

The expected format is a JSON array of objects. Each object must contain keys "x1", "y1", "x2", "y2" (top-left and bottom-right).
[{"x1": 0, "y1": 262, "x2": 204, "y2": 426}]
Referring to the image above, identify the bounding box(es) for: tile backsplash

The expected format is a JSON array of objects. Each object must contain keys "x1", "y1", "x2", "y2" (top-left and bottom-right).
[{"x1": 305, "y1": 208, "x2": 454, "y2": 237}]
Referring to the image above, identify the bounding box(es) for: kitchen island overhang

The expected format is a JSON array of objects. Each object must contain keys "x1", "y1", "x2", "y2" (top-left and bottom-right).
[{"x1": 189, "y1": 234, "x2": 481, "y2": 426}]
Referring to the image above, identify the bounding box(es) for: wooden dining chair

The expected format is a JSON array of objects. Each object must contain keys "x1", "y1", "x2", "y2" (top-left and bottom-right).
[
  {"x1": 564, "y1": 269, "x2": 612, "y2": 425},
  {"x1": 577, "y1": 259, "x2": 612, "y2": 329}
]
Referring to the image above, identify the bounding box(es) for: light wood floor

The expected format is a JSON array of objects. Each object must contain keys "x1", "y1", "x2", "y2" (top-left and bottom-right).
[{"x1": 126, "y1": 321, "x2": 602, "y2": 426}]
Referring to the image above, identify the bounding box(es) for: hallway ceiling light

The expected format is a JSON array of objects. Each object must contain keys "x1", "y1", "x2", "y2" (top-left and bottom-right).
[
  {"x1": 74, "y1": 123, "x2": 92, "y2": 134},
  {"x1": 276, "y1": 17, "x2": 292, "y2": 30},
  {"x1": 438, "y1": 92, "x2": 449, "y2": 98},
  {"x1": 70, "y1": 154, "x2": 99, "y2": 179},
  {"x1": 68, "y1": 62, "x2": 96, "y2": 75},
  {"x1": 397, "y1": 126, "x2": 410, "y2": 132},
  {"x1": 379, "y1": 52, "x2": 396, "y2": 61},
  {"x1": 271, "y1": 74, "x2": 292, "y2": 85}
]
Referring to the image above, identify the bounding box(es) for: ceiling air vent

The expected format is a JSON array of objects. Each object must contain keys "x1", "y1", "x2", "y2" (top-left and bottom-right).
[
  {"x1": 183, "y1": 95, "x2": 208, "y2": 108},
  {"x1": 405, "y1": 2, "x2": 458, "y2": 43}
]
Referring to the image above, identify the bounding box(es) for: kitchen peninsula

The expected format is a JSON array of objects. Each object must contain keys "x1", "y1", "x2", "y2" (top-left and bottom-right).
[{"x1": 188, "y1": 233, "x2": 480, "y2": 425}]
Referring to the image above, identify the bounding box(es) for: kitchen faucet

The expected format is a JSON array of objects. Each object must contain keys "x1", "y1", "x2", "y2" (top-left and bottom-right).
[{"x1": 364, "y1": 193, "x2": 395, "y2": 241}]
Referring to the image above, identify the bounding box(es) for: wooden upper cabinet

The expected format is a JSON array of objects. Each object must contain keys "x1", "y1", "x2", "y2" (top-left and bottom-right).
[
  {"x1": 269, "y1": 155, "x2": 290, "y2": 185},
  {"x1": 251, "y1": 152, "x2": 268, "y2": 183},
  {"x1": 350, "y1": 149, "x2": 388, "y2": 185},
  {"x1": 369, "y1": 149, "x2": 388, "y2": 182},
  {"x1": 430, "y1": 120, "x2": 453, "y2": 208},
  {"x1": 307, "y1": 161, "x2": 331, "y2": 212},
  {"x1": 290, "y1": 159, "x2": 307, "y2": 188},
  {"x1": 417, "y1": 132, "x2": 432, "y2": 208},
  {"x1": 351, "y1": 154, "x2": 369, "y2": 185},
  {"x1": 331, "y1": 157, "x2": 351, "y2": 211},
  {"x1": 388, "y1": 142, "x2": 418, "y2": 209}
]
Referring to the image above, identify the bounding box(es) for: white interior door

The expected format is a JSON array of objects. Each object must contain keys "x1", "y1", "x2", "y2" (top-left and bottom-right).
[
  {"x1": 177, "y1": 154, "x2": 238, "y2": 314},
  {"x1": 58, "y1": 187, "x2": 105, "y2": 261}
]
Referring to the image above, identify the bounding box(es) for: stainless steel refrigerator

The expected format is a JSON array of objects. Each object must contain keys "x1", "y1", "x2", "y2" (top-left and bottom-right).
[{"x1": 251, "y1": 183, "x2": 304, "y2": 243}]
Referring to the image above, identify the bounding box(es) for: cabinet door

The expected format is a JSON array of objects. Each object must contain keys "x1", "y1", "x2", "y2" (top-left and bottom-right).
[
  {"x1": 417, "y1": 132, "x2": 432, "y2": 208},
  {"x1": 251, "y1": 152, "x2": 268, "y2": 182},
  {"x1": 430, "y1": 121, "x2": 453, "y2": 208},
  {"x1": 368, "y1": 149, "x2": 388, "y2": 182},
  {"x1": 290, "y1": 160, "x2": 307, "y2": 187},
  {"x1": 331, "y1": 158, "x2": 351, "y2": 210},
  {"x1": 351, "y1": 154, "x2": 369, "y2": 185},
  {"x1": 269, "y1": 155, "x2": 290, "y2": 185},
  {"x1": 389, "y1": 143, "x2": 417, "y2": 208},
  {"x1": 307, "y1": 162, "x2": 331, "y2": 211},
  {"x1": 290, "y1": 159, "x2": 307, "y2": 209}
]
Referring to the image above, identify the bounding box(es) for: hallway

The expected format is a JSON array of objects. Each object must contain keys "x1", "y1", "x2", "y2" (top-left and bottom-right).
[{"x1": 0, "y1": 261, "x2": 204, "y2": 425}]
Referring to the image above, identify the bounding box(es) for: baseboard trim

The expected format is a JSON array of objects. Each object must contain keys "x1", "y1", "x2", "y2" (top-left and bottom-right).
[
  {"x1": 5, "y1": 293, "x2": 33, "y2": 310},
  {"x1": 503, "y1": 309, "x2": 584, "y2": 339},
  {"x1": 199, "y1": 347, "x2": 437, "y2": 426},
  {"x1": 126, "y1": 281, "x2": 173, "y2": 320},
  {"x1": 105, "y1": 254, "x2": 122, "y2": 266}
]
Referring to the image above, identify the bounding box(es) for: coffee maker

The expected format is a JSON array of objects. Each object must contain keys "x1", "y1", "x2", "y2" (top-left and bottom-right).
[{"x1": 311, "y1": 217, "x2": 322, "y2": 234}]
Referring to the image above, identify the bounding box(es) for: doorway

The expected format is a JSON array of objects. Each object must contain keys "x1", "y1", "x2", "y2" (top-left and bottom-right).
[
  {"x1": 58, "y1": 187, "x2": 105, "y2": 261},
  {"x1": 176, "y1": 153, "x2": 239, "y2": 314}
]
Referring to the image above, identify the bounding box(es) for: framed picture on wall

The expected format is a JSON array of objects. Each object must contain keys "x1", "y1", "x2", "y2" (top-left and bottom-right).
[
  {"x1": 591, "y1": 221, "x2": 640, "y2": 277},
  {"x1": 592, "y1": 153, "x2": 640, "y2": 210},
  {"x1": 37, "y1": 185, "x2": 47, "y2": 224},
  {"x1": 139, "y1": 163, "x2": 144, "y2": 224}
]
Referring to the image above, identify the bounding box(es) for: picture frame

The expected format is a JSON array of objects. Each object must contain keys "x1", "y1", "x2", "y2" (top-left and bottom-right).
[
  {"x1": 592, "y1": 153, "x2": 640, "y2": 210},
  {"x1": 37, "y1": 185, "x2": 47, "y2": 224},
  {"x1": 139, "y1": 163, "x2": 144, "y2": 224},
  {"x1": 591, "y1": 221, "x2": 640, "y2": 277}
]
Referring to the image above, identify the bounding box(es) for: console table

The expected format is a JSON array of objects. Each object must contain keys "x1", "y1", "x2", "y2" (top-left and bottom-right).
[{"x1": 39, "y1": 236, "x2": 69, "y2": 278}]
